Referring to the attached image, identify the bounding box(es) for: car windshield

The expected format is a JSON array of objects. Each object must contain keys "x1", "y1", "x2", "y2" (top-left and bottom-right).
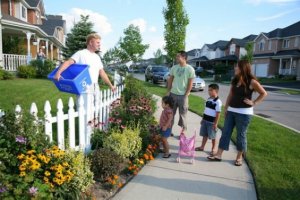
[{"x1": 153, "y1": 67, "x2": 168, "y2": 72}]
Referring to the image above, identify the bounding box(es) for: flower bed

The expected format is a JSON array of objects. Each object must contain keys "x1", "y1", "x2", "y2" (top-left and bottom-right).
[{"x1": 0, "y1": 76, "x2": 161, "y2": 199}]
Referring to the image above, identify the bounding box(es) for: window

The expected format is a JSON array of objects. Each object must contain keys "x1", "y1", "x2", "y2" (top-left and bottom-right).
[
  {"x1": 295, "y1": 37, "x2": 299, "y2": 47},
  {"x1": 283, "y1": 39, "x2": 290, "y2": 48},
  {"x1": 21, "y1": 6, "x2": 26, "y2": 19},
  {"x1": 230, "y1": 44, "x2": 236, "y2": 55},
  {"x1": 268, "y1": 40, "x2": 272, "y2": 50},
  {"x1": 259, "y1": 41, "x2": 265, "y2": 51}
]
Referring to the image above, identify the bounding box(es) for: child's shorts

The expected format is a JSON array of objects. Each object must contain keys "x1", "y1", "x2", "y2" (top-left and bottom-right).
[
  {"x1": 160, "y1": 128, "x2": 171, "y2": 138},
  {"x1": 200, "y1": 120, "x2": 217, "y2": 139}
]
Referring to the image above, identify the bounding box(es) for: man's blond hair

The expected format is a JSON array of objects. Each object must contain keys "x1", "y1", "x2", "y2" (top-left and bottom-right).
[{"x1": 86, "y1": 33, "x2": 101, "y2": 45}]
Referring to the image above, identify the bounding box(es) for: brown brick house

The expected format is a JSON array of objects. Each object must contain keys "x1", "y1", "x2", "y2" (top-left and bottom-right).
[
  {"x1": 0, "y1": 0, "x2": 66, "y2": 71},
  {"x1": 253, "y1": 21, "x2": 300, "y2": 79}
]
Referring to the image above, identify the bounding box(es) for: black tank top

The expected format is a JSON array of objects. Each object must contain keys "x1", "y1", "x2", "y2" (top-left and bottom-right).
[{"x1": 229, "y1": 80, "x2": 253, "y2": 108}]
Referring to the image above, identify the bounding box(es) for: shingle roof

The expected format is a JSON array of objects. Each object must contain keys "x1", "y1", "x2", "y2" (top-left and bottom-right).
[
  {"x1": 36, "y1": 15, "x2": 65, "y2": 36},
  {"x1": 1, "y1": 13, "x2": 30, "y2": 25},
  {"x1": 254, "y1": 49, "x2": 300, "y2": 58},
  {"x1": 243, "y1": 34, "x2": 258, "y2": 41},
  {"x1": 205, "y1": 40, "x2": 229, "y2": 50},
  {"x1": 188, "y1": 56, "x2": 209, "y2": 62},
  {"x1": 266, "y1": 21, "x2": 300, "y2": 38},
  {"x1": 25, "y1": 0, "x2": 40, "y2": 7},
  {"x1": 213, "y1": 55, "x2": 238, "y2": 61},
  {"x1": 187, "y1": 49, "x2": 201, "y2": 56}
]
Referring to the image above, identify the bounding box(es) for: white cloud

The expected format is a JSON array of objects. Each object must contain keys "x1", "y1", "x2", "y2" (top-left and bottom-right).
[
  {"x1": 60, "y1": 8, "x2": 112, "y2": 35},
  {"x1": 246, "y1": 0, "x2": 299, "y2": 5},
  {"x1": 256, "y1": 7, "x2": 300, "y2": 21},
  {"x1": 143, "y1": 36, "x2": 165, "y2": 58},
  {"x1": 128, "y1": 18, "x2": 147, "y2": 33},
  {"x1": 149, "y1": 26, "x2": 157, "y2": 32}
]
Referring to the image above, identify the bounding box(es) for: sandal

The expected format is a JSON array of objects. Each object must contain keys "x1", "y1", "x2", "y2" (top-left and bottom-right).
[
  {"x1": 209, "y1": 151, "x2": 216, "y2": 156},
  {"x1": 195, "y1": 147, "x2": 204, "y2": 151},
  {"x1": 235, "y1": 159, "x2": 243, "y2": 166},
  {"x1": 163, "y1": 154, "x2": 171, "y2": 158},
  {"x1": 207, "y1": 156, "x2": 222, "y2": 161}
]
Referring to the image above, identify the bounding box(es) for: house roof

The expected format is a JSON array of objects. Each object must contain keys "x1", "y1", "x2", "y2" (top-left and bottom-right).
[
  {"x1": 36, "y1": 15, "x2": 66, "y2": 36},
  {"x1": 1, "y1": 13, "x2": 31, "y2": 25},
  {"x1": 265, "y1": 21, "x2": 300, "y2": 38},
  {"x1": 213, "y1": 55, "x2": 238, "y2": 61},
  {"x1": 187, "y1": 49, "x2": 201, "y2": 56},
  {"x1": 243, "y1": 34, "x2": 258, "y2": 41},
  {"x1": 205, "y1": 40, "x2": 229, "y2": 51},
  {"x1": 25, "y1": 0, "x2": 40, "y2": 7},
  {"x1": 254, "y1": 49, "x2": 300, "y2": 58},
  {"x1": 188, "y1": 56, "x2": 209, "y2": 62}
]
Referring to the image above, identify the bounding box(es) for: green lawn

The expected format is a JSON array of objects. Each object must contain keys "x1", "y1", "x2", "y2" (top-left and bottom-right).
[
  {"x1": 1, "y1": 78, "x2": 300, "y2": 199},
  {"x1": 0, "y1": 79, "x2": 76, "y2": 115},
  {"x1": 141, "y1": 80, "x2": 300, "y2": 200}
]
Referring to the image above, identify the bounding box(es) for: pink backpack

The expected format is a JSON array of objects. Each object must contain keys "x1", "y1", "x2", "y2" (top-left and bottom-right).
[{"x1": 177, "y1": 130, "x2": 196, "y2": 164}]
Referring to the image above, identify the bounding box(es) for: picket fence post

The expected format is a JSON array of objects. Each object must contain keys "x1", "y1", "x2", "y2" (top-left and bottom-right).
[
  {"x1": 68, "y1": 97, "x2": 76, "y2": 149},
  {"x1": 44, "y1": 101, "x2": 53, "y2": 142},
  {"x1": 56, "y1": 99, "x2": 65, "y2": 150}
]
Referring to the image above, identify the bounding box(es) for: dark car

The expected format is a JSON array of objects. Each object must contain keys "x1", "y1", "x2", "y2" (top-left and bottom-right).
[{"x1": 145, "y1": 65, "x2": 169, "y2": 83}]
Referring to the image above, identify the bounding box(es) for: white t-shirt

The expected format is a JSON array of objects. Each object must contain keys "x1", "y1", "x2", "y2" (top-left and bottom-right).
[{"x1": 71, "y1": 49, "x2": 103, "y2": 83}]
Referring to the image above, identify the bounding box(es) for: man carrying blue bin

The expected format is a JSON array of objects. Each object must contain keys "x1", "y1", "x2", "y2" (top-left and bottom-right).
[
  {"x1": 54, "y1": 33, "x2": 115, "y2": 92},
  {"x1": 54, "y1": 33, "x2": 115, "y2": 130}
]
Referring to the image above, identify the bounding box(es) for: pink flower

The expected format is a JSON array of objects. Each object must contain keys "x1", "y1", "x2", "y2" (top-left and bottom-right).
[
  {"x1": 108, "y1": 117, "x2": 115, "y2": 123},
  {"x1": 114, "y1": 111, "x2": 120, "y2": 116},
  {"x1": 29, "y1": 186, "x2": 38, "y2": 196},
  {"x1": 121, "y1": 125, "x2": 126, "y2": 129},
  {"x1": 116, "y1": 119, "x2": 122, "y2": 124}
]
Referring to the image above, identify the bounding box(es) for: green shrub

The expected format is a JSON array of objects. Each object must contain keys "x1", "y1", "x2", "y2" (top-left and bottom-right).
[
  {"x1": 64, "y1": 150, "x2": 94, "y2": 193},
  {"x1": 103, "y1": 126, "x2": 142, "y2": 159},
  {"x1": 90, "y1": 148, "x2": 123, "y2": 182},
  {"x1": 17, "y1": 65, "x2": 37, "y2": 78},
  {"x1": 0, "y1": 69, "x2": 14, "y2": 80},
  {"x1": 30, "y1": 59, "x2": 56, "y2": 78},
  {"x1": 91, "y1": 129, "x2": 106, "y2": 150}
]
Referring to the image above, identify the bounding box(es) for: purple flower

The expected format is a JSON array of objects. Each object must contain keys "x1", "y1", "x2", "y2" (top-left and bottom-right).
[
  {"x1": 16, "y1": 136, "x2": 26, "y2": 144},
  {"x1": 29, "y1": 186, "x2": 38, "y2": 196},
  {"x1": 0, "y1": 186, "x2": 7, "y2": 193}
]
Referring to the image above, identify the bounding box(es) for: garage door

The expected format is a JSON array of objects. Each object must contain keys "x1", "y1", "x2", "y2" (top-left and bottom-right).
[{"x1": 252, "y1": 64, "x2": 268, "y2": 77}]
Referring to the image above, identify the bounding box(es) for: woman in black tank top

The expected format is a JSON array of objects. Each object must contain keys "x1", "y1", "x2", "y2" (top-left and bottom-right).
[{"x1": 208, "y1": 60, "x2": 267, "y2": 166}]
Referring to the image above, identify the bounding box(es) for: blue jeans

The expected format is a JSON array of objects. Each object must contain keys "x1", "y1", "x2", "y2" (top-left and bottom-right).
[{"x1": 219, "y1": 111, "x2": 252, "y2": 152}]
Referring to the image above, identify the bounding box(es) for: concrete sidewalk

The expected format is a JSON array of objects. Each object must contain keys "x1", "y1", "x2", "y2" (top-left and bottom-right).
[{"x1": 113, "y1": 95, "x2": 257, "y2": 200}]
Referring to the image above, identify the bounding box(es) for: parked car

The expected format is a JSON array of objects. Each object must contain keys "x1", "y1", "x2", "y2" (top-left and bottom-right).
[
  {"x1": 194, "y1": 66, "x2": 203, "y2": 76},
  {"x1": 164, "y1": 72, "x2": 205, "y2": 91},
  {"x1": 145, "y1": 65, "x2": 169, "y2": 83}
]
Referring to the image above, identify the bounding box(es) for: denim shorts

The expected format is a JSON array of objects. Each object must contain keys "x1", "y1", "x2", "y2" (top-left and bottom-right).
[
  {"x1": 200, "y1": 120, "x2": 217, "y2": 139},
  {"x1": 160, "y1": 128, "x2": 171, "y2": 138}
]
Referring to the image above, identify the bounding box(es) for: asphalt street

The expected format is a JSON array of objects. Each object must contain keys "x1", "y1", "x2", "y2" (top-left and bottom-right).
[{"x1": 133, "y1": 73, "x2": 300, "y2": 132}]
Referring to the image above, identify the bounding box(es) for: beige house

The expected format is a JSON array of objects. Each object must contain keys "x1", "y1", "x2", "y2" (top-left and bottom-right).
[
  {"x1": 253, "y1": 21, "x2": 300, "y2": 79},
  {"x1": 0, "y1": 0, "x2": 65, "y2": 71}
]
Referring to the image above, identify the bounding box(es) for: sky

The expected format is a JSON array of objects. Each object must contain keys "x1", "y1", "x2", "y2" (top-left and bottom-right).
[{"x1": 43, "y1": 0, "x2": 300, "y2": 58}]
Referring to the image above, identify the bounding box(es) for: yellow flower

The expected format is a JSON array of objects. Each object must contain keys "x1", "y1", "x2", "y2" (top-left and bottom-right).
[
  {"x1": 19, "y1": 164, "x2": 26, "y2": 171},
  {"x1": 30, "y1": 161, "x2": 41, "y2": 170},
  {"x1": 62, "y1": 162, "x2": 69, "y2": 167},
  {"x1": 55, "y1": 171, "x2": 63, "y2": 178},
  {"x1": 17, "y1": 154, "x2": 25, "y2": 160},
  {"x1": 44, "y1": 171, "x2": 51, "y2": 176},
  {"x1": 44, "y1": 177, "x2": 49, "y2": 183},
  {"x1": 20, "y1": 171, "x2": 26, "y2": 177},
  {"x1": 27, "y1": 150, "x2": 35, "y2": 155},
  {"x1": 113, "y1": 175, "x2": 119, "y2": 180}
]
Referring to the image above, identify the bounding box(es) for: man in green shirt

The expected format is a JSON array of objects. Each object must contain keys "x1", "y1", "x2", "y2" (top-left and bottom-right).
[{"x1": 167, "y1": 51, "x2": 195, "y2": 133}]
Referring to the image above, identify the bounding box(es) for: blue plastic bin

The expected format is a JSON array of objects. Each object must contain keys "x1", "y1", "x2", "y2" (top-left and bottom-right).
[{"x1": 48, "y1": 64, "x2": 92, "y2": 95}]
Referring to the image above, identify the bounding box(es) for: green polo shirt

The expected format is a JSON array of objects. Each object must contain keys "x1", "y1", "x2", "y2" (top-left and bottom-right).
[{"x1": 170, "y1": 64, "x2": 195, "y2": 95}]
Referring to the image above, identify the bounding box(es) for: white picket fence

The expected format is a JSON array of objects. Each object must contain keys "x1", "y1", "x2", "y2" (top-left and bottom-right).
[
  {"x1": 3, "y1": 54, "x2": 28, "y2": 71},
  {"x1": 0, "y1": 83, "x2": 124, "y2": 152}
]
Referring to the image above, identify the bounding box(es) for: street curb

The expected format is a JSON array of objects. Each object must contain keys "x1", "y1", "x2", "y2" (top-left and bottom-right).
[{"x1": 253, "y1": 114, "x2": 300, "y2": 134}]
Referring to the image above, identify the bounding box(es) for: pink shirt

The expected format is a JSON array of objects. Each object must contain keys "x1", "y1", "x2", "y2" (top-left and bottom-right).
[{"x1": 159, "y1": 108, "x2": 173, "y2": 128}]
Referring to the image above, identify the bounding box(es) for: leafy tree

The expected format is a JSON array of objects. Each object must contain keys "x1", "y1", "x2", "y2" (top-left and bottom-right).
[
  {"x1": 241, "y1": 42, "x2": 254, "y2": 63},
  {"x1": 118, "y1": 25, "x2": 149, "y2": 63},
  {"x1": 62, "y1": 15, "x2": 95, "y2": 58},
  {"x1": 103, "y1": 46, "x2": 123, "y2": 65},
  {"x1": 163, "y1": 0, "x2": 189, "y2": 63},
  {"x1": 3, "y1": 36, "x2": 26, "y2": 55},
  {"x1": 153, "y1": 49, "x2": 165, "y2": 65}
]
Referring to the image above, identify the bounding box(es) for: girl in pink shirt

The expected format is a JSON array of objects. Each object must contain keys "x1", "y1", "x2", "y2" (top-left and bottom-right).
[{"x1": 159, "y1": 96, "x2": 174, "y2": 158}]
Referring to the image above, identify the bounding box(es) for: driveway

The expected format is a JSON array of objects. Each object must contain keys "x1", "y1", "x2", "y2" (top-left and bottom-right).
[{"x1": 133, "y1": 73, "x2": 300, "y2": 132}]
